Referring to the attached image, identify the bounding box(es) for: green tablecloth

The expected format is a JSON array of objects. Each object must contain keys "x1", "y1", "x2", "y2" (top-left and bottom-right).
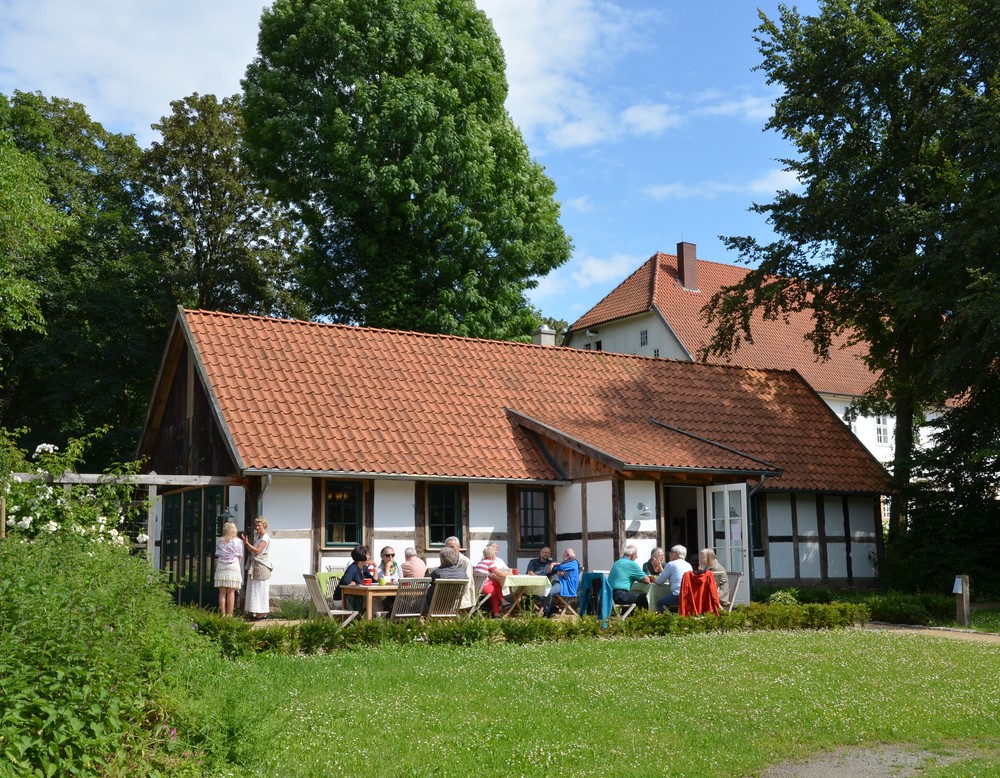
[{"x1": 631, "y1": 580, "x2": 672, "y2": 610}]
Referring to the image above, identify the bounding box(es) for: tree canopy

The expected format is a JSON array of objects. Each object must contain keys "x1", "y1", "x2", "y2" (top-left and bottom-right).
[
  {"x1": 702, "y1": 0, "x2": 1000, "y2": 537},
  {"x1": 242, "y1": 0, "x2": 572, "y2": 340},
  {"x1": 143, "y1": 93, "x2": 310, "y2": 319}
]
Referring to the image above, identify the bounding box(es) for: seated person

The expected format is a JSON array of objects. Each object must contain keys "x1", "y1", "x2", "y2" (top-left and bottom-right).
[
  {"x1": 607, "y1": 544, "x2": 653, "y2": 610},
  {"x1": 654, "y1": 544, "x2": 694, "y2": 612},
  {"x1": 424, "y1": 545, "x2": 467, "y2": 613},
  {"x1": 377, "y1": 546, "x2": 403, "y2": 583},
  {"x1": 527, "y1": 545, "x2": 557, "y2": 608},
  {"x1": 699, "y1": 548, "x2": 730, "y2": 608},
  {"x1": 542, "y1": 548, "x2": 581, "y2": 617},
  {"x1": 401, "y1": 547, "x2": 427, "y2": 578},
  {"x1": 334, "y1": 545, "x2": 372, "y2": 612},
  {"x1": 643, "y1": 547, "x2": 666, "y2": 577},
  {"x1": 473, "y1": 543, "x2": 508, "y2": 616}
]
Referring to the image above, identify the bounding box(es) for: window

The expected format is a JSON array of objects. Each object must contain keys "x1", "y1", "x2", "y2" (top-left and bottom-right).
[
  {"x1": 875, "y1": 415, "x2": 890, "y2": 445},
  {"x1": 594, "y1": 340, "x2": 602, "y2": 351},
  {"x1": 518, "y1": 488, "x2": 550, "y2": 548},
  {"x1": 639, "y1": 329, "x2": 648, "y2": 347},
  {"x1": 841, "y1": 409, "x2": 856, "y2": 433},
  {"x1": 324, "y1": 480, "x2": 363, "y2": 546},
  {"x1": 653, "y1": 348, "x2": 660, "y2": 358},
  {"x1": 427, "y1": 483, "x2": 463, "y2": 546},
  {"x1": 881, "y1": 496, "x2": 892, "y2": 526},
  {"x1": 583, "y1": 343, "x2": 592, "y2": 350}
]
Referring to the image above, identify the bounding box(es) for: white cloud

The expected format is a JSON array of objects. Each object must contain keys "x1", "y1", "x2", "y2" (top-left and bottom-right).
[
  {"x1": 642, "y1": 167, "x2": 801, "y2": 201},
  {"x1": 690, "y1": 91, "x2": 775, "y2": 123},
  {"x1": 621, "y1": 102, "x2": 679, "y2": 136},
  {"x1": 477, "y1": 0, "x2": 657, "y2": 149},
  {"x1": 0, "y1": 0, "x2": 266, "y2": 145},
  {"x1": 570, "y1": 252, "x2": 643, "y2": 288},
  {"x1": 563, "y1": 195, "x2": 594, "y2": 213}
]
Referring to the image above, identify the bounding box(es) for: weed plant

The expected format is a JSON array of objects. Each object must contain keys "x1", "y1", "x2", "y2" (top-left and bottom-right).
[{"x1": 0, "y1": 533, "x2": 214, "y2": 775}]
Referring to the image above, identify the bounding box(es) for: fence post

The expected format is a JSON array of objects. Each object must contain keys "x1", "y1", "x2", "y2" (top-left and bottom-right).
[{"x1": 953, "y1": 575, "x2": 970, "y2": 628}]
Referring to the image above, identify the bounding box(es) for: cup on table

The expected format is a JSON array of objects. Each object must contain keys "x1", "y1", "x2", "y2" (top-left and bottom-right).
[
  {"x1": 362, "y1": 578, "x2": 373, "y2": 585},
  {"x1": 512, "y1": 568, "x2": 518, "y2": 574}
]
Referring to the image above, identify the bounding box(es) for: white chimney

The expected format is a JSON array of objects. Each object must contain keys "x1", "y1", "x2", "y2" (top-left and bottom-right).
[{"x1": 533, "y1": 325, "x2": 556, "y2": 347}]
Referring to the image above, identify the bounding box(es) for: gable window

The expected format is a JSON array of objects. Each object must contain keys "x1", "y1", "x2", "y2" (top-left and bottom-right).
[
  {"x1": 427, "y1": 483, "x2": 463, "y2": 546},
  {"x1": 653, "y1": 348, "x2": 660, "y2": 358},
  {"x1": 518, "y1": 488, "x2": 550, "y2": 548},
  {"x1": 324, "y1": 480, "x2": 363, "y2": 546},
  {"x1": 875, "y1": 415, "x2": 890, "y2": 445},
  {"x1": 594, "y1": 340, "x2": 602, "y2": 351},
  {"x1": 640, "y1": 329, "x2": 648, "y2": 347}
]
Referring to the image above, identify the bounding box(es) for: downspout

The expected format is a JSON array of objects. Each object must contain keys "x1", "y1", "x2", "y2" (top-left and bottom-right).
[
  {"x1": 747, "y1": 474, "x2": 767, "y2": 498},
  {"x1": 258, "y1": 474, "x2": 273, "y2": 514}
]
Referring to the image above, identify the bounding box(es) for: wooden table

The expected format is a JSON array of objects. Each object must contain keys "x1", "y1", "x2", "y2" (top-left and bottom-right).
[
  {"x1": 500, "y1": 574, "x2": 551, "y2": 617},
  {"x1": 339, "y1": 583, "x2": 398, "y2": 620}
]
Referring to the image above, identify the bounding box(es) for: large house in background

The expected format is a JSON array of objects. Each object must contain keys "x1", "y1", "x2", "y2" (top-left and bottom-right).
[
  {"x1": 564, "y1": 242, "x2": 900, "y2": 469},
  {"x1": 137, "y1": 308, "x2": 888, "y2": 607}
]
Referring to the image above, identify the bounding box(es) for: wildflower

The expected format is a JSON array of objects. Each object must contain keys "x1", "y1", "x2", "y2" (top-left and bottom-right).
[
  {"x1": 137, "y1": 533, "x2": 149, "y2": 544},
  {"x1": 44, "y1": 521, "x2": 58, "y2": 533},
  {"x1": 17, "y1": 516, "x2": 32, "y2": 529},
  {"x1": 32, "y1": 443, "x2": 59, "y2": 459},
  {"x1": 5, "y1": 518, "x2": 13, "y2": 527}
]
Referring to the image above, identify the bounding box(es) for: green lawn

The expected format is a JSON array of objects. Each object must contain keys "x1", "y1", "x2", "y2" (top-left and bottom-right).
[{"x1": 183, "y1": 630, "x2": 1000, "y2": 777}]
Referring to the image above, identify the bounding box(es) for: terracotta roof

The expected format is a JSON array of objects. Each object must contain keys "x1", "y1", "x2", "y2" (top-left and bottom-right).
[
  {"x1": 567, "y1": 252, "x2": 878, "y2": 398},
  {"x1": 177, "y1": 308, "x2": 887, "y2": 494}
]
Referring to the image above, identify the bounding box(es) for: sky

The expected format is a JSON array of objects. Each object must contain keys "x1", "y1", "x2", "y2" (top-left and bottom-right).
[{"x1": 0, "y1": 0, "x2": 819, "y2": 325}]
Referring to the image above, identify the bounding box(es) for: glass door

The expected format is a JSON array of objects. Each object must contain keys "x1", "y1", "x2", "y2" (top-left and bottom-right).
[{"x1": 706, "y1": 484, "x2": 749, "y2": 604}]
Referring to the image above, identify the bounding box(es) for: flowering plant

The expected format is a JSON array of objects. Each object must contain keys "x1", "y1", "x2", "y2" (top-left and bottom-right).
[{"x1": 1, "y1": 427, "x2": 146, "y2": 546}]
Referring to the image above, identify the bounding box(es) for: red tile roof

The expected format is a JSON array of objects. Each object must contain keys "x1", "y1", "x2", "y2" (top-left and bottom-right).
[
  {"x1": 178, "y1": 308, "x2": 887, "y2": 494},
  {"x1": 567, "y1": 252, "x2": 878, "y2": 398}
]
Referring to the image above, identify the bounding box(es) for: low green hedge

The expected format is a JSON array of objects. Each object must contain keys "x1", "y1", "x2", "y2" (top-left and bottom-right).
[{"x1": 189, "y1": 600, "x2": 870, "y2": 657}]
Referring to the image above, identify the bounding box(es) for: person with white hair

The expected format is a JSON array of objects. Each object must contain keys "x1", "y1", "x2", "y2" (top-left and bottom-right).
[
  {"x1": 654, "y1": 545, "x2": 693, "y2": 612},
  {"x1": 607, "y1": 544, "x2": 653, "y2": 610}
]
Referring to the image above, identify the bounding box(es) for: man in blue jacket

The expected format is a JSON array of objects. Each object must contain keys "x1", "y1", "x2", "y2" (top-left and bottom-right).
[{"x1": 542, "y1": 548, "x2": 581, "y2": 617}]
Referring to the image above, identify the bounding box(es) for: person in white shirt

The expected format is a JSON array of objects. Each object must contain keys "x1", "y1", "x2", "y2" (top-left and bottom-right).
[{"x1": 654, "y1": 544, "x2": 693, "y2": 612}]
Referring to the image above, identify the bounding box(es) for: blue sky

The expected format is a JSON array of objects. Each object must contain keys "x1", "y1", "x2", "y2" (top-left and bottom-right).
[{"x1": 0, "y1": 0, "x2": 818, "y2": 325}]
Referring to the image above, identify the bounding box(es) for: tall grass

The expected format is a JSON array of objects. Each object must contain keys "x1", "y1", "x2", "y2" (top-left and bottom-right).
[{"x1": 181, "y1": 631, "x2": 1000, "y2": 777}]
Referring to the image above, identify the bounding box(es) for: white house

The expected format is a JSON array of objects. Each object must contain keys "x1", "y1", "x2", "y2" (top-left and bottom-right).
[{"x1": 137, "y1": 308, "x2": 889, "y2": 608}]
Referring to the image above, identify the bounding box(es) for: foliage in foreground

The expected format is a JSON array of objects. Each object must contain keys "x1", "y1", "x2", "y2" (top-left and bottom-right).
[
  {"x1": 0, "y1": 532, "x2": 215, "y2": 776},
  {"x1": 189, "y1": 600, "x2": 869, "y2": 659}
]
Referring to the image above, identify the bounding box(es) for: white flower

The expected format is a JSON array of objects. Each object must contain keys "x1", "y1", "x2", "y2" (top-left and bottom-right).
[
  {"x1": 32, "y1": 443, "x2": 59, "y2": 459},
  {"x1": 17, "y1": 516, "x2": 32, "y2": 529},
  {"x1": 44, "y1": 521, "x2": 58, "y2": 533},
  {"x1": 5, "y1": 518, "x2": 13, "y2": 527},
  {"x1": 136, "y1": 533, "x2": 149, "y2": 544},
  {"x1": 108, "y1": 528, "x2": 119, "y2": 538}
]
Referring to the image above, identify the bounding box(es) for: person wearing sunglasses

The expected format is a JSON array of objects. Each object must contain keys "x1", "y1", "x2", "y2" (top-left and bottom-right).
[{"x1": 377, "y1": 546, "x2": 402, "y2": 584}]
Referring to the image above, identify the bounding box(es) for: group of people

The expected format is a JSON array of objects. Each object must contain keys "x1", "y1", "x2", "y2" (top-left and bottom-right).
[
  {"x1": 213, "y1": 516, "x2": 273, "y2": 619},
  {"x1": 216, "y1": 522, "x2": 728, "y2": 620},
  {"x1": 608, "y1": 544, "x2": 730, "y2": 612}
]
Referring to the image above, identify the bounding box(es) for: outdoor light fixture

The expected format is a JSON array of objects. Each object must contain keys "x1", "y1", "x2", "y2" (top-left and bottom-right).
[{"x1": 220, "y1": 505, "x2": 238, "y2": 521}]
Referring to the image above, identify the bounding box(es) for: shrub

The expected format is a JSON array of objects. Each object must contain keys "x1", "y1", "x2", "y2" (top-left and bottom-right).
[
  {"x1": 768, "y1": 588, "x2": 800, "y2": 605},
  {"x1": 0, "y1": 532, "x2": 213, "y2": 775}
]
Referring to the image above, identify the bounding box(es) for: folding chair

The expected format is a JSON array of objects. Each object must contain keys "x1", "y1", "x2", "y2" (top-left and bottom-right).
[
  {"x1": 472, "y1": 572, "x2": 492, "y2": 617},
  {"x1": 426, "y1": 578, "x2": 467, "y2": 621},
  {"x1": 612, "y1": 602, "x2": 636, "y2": 620},
  {"x1": 384, "y1": 578, "x2": 431, "y2": 620},
  {"x1": 303, "y1": 574, "x2": 358, "y2": 626},
  {"x1": 722, "y1": 571, "x2": 742, "y2": 612},
  {"x1": 550, "y1": 592, "x2": 578, "y2": 617}
]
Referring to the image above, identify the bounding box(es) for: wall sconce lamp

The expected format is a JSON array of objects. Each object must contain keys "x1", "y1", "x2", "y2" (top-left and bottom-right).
[
  {"x1": 220, "y1": 505, "x2": 239, "y2": 521},
  {"x1": 636, "y1": 502, "x2": 651, "y2": 516}
]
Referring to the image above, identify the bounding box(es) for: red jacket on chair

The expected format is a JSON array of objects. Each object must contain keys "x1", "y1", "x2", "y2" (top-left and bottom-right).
[{"x1": 679, "y1": 571, "x2": 720, "y2": 616}]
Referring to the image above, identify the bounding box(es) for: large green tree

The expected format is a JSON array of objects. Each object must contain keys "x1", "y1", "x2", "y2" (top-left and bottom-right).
[
  {"x1": 702, "y1": 0, "x2": 1000, "y2": 538},
  {"x1": 143, "y1": 93, "x2": 310, "y2": 318},
  {"x1": 0, "y1": 91, "x2": 173, "y2": 468},
  {"x1": 242, "y1": 0, "x2": 571, "y2": 340},
  {"x1": 0, "y1": 127, "x2": 67, "y2": 337}
]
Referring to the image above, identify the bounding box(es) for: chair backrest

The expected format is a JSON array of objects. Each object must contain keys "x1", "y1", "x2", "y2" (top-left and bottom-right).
[
  {"x1": 389, "y1": 578, "x2": 431, "y2": 620},
  {"x1": 427, "y1": 578, "x2": 467, "y2": 619},
  {"x1": 725, "y1": 571, "x2": 742, "y2": 612},
  {"x1": 303, "y1": 574, "x2": 333, "y2": 618}
]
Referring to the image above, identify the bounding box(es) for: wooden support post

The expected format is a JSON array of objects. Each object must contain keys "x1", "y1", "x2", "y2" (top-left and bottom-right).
[
  {"x1": 953, "y1": 574, "x2": 970, "y2": 628},
  {"x1": 146, "y1": 483, "x2": 158, "y2": 564}
]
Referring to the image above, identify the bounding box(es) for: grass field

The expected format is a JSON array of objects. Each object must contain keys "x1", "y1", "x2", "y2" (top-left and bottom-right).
[{"x1": 182, "y1": 629, "x2": 1000, "y2": 777}]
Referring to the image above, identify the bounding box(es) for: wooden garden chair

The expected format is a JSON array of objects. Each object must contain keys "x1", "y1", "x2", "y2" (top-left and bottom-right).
[
  {"x1": 471, "y1": 572, "x2": 492, "y2": 617},
  {"x1": 303, "y1": 574, "x2": 358, "y2": 626},
  {"x1": 426, "y1": 578, "x2": 467, "y2": 621},
  {"x1": 721, "y1": 571, "x2": 742, "y2": 612},
  {"x1": 383, "y1": 578, "x2": 431, "y2": 620}
]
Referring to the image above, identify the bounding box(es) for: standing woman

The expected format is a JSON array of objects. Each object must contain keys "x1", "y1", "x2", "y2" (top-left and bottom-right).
[
  {"x1": 241, "y1": 517, "x2": 273, "y2": 620},
  {"x1": 214, "y1": 520, "x2": 243, "y2": 616}
]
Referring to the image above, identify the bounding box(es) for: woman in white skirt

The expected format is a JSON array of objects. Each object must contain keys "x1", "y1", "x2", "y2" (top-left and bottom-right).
[
  {"x1": 241, "y1": 516, "x2": 273, "y2": 619},
  {"x1": 214, "y1": 520, "x2": 244, "y2": 616}
]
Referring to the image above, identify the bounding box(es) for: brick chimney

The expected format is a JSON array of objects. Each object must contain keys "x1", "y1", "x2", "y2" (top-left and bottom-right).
[{"x1": 677, "y1": 241, "x2": 698, "y2": 290}]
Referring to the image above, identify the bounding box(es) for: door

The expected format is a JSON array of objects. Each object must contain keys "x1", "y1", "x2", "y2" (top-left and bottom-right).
[{"x1": 706, "y1": 484, "x2": 749, "y2": 605}]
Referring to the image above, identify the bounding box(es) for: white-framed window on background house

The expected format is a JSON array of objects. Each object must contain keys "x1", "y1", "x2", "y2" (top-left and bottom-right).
[
  {"x1": 323, "y1": 479, "x2": 364, "y2": 547},
  {"x1": 875, "y1": 415, "x2": 890, "y2": 445},
  {"x1": 639, "y1": 329, "x2": 648, "y2": 347}
]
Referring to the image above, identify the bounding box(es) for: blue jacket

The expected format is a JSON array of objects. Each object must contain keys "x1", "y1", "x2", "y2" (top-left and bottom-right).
[{"x1": 549, "y1": 559, "x2": 581, "y2": 597}]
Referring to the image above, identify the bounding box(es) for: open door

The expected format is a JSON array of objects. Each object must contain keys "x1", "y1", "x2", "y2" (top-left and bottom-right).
[{"x1": 706, "y1": 484, "x2": 750, "y2": 605}]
